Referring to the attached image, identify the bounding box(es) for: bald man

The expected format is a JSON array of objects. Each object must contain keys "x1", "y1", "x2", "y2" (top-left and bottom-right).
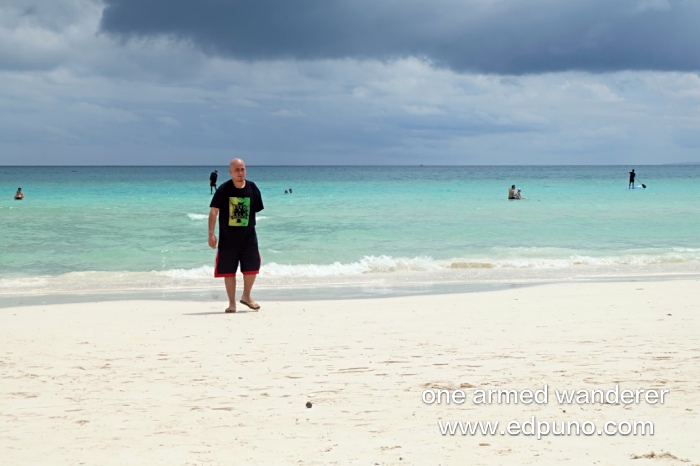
[{"x1": 208, "y1": 158, "x2": 264, "y2": 313}]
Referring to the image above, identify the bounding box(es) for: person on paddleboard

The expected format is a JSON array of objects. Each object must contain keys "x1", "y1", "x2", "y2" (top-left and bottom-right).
[{"x1": 628, "y1": 169, "x2": 636, "y2": 188}]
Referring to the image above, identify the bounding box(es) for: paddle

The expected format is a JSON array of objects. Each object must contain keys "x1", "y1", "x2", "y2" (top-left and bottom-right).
[{"x1": 636, "y1": 177, "x2": 646, "y2": 189}]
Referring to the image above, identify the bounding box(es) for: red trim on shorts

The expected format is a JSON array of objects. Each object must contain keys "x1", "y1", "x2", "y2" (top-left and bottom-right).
[{"x1": 214, "y1": 252, "x2": 236, "y2": 277}]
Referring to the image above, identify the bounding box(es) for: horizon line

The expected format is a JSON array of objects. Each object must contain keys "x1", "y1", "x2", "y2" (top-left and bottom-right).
[{"x1": 2, "y1": 163, "x2": 699, "y2": 168}]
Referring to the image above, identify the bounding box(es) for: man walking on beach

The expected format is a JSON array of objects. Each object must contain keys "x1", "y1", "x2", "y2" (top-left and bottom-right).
[
  {"x1": 208, "y1": 159, "x2": 264, "y2": 313},
  {"x1": 209, "y1": 170, "x2": 218, "y2": 194}
]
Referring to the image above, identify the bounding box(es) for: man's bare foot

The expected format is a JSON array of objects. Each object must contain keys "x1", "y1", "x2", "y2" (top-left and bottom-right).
[{"x1": 225, "y1": 304, "x2": 236, "y2": 313}]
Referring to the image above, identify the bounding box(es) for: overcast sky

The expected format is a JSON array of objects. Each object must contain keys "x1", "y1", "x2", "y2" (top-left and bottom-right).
[{"x1": 1, "y1": 0, "x2": 699, "y2": 165}]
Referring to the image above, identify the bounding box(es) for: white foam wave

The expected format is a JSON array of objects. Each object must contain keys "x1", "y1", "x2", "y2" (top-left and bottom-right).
[
  {"x1": 0, "y1": 277, "x2": 49, "y2": 289},
  {"x1": 123, "y1": 250, "x2": 700, "y2": 279},
  {"x1": 157, "y1": 266, "x2": 214, "y2": 279},
  {"x1": 257, "y1": 250, "x2": 700, "y2": 277},
  {"x1": 4, "y1": 250, "x2": 700, "y2": 296},
  {"x1": 453, "y1": 249, "x2": 700, "y2": 269},
  {"x1": 262, "y1": 255, "x2": 440, "y2": 277}
]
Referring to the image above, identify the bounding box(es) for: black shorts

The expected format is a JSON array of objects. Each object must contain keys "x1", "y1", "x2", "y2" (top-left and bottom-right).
[{"x1": 215, "y1": 244, "x2": 261, "y2": 277}]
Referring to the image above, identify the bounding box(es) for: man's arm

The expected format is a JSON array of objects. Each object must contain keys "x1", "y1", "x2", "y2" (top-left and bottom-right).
[
  {"x1": 253, "y1": 183, "x2": 264, "y2": 212},
  {"x1": 208, "y1": 207, "x2": 219, "y2": 249}
]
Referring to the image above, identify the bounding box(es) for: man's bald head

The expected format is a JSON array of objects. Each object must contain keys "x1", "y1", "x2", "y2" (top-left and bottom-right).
[
  {"x1": 229, "y1": 158, "x2": 247, "y2": 186},
  {"x1": 230, "y1": 158, "x2": 245, "y2": 168}
]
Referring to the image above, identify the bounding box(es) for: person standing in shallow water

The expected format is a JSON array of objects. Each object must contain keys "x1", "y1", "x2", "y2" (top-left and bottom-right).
[
  {"x1": 14, "y1": 188, "x2": 24, "y2": 200},
  {"x1": 209, "y1": 170, "x2": 218, "y2": 194},
  {"x1": 208, "y1": 159, "x2": 264, "y2": 313},
  {"x1": 629, "y1": 169, "x2": 636, "y2": 188}
]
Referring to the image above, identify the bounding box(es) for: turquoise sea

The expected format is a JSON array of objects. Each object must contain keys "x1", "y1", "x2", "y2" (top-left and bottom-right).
[{"x1": 1, "y1": 166, "x2": 699, "y2": 301}]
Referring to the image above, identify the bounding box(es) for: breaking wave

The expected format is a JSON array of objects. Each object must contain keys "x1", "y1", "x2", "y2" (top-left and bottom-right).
[
  {"x1": 3, "y1": 249, "x2": 700, "y2": 296},
  {"x1": 262, "y1": 255, "x2": 439, "y2": 276}
]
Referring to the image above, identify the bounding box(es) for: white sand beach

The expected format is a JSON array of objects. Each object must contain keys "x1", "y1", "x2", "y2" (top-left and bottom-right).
[{"x1": 2, "y1": 279, "x2": 699, "y2": 465}]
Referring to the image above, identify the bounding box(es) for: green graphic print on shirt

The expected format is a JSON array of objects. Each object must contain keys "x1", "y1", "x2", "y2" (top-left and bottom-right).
[{"x1": 228, "y1": 197, "x2": 250, "y2": 227}]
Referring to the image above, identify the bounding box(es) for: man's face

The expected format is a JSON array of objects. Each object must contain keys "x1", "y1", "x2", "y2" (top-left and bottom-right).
[{"x1": 230, "y1": 162, "x2": 246, "y2": 181}]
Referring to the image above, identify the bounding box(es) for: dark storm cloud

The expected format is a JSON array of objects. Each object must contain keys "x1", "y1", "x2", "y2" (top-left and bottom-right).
[{"x1": 99, "y1": 0, "x2": 700, "y2": 74}]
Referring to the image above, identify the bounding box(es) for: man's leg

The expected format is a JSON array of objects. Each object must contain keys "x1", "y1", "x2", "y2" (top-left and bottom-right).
[
  {"x1": 241, "y1": 274, "x2": 257, "y2": 307},
  {"x1": 224, "y1": 276, "x2": 237, "y2": 311}
]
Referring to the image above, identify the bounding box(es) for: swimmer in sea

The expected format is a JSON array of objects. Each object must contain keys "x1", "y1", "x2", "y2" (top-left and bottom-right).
[{"x1": 14, "y1": 188, "x2": 23, "y2": 200}]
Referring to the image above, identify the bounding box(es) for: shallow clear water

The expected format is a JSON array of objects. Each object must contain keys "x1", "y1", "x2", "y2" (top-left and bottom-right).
[{"x1": 2, "y1": 165, "x2": 699, "y2": 296}]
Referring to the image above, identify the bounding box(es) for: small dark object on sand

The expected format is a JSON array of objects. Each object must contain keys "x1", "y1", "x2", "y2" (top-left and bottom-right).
[{"x1": 306, "y1": 401, "x2": 312, "y2": 408}]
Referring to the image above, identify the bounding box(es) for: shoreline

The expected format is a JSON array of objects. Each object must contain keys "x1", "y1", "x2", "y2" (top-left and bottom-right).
[
  {"x1": 0, "y1": 280, "x2": 528, "y2": 309},
  {"x1": 2, "y1": 272, "x2": 700, "y2": 308},
  {"x1": 2, "y1": 279, "x2": 699, "y2": 465}
]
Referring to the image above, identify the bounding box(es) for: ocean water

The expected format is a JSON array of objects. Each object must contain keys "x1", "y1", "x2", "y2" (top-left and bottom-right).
[{"x1": 1, "y1": 165, "x2": 699, "y2": 299}]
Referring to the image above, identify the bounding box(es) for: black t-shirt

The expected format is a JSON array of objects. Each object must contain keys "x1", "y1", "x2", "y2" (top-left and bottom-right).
[
  {"x1": 210, "y1": 172, "x2": 218, "y2": 183},
  {"x1": 210, "y1": 180, "x2": 264, "y2": 249},
  {"x1": 629, "y1": 171, "x2": 635, "y2": 181}
]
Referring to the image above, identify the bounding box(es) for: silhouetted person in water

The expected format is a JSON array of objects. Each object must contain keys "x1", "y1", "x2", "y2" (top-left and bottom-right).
[{"x1": 210, "y1": 170, "x2": 218, "y2": 194}]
